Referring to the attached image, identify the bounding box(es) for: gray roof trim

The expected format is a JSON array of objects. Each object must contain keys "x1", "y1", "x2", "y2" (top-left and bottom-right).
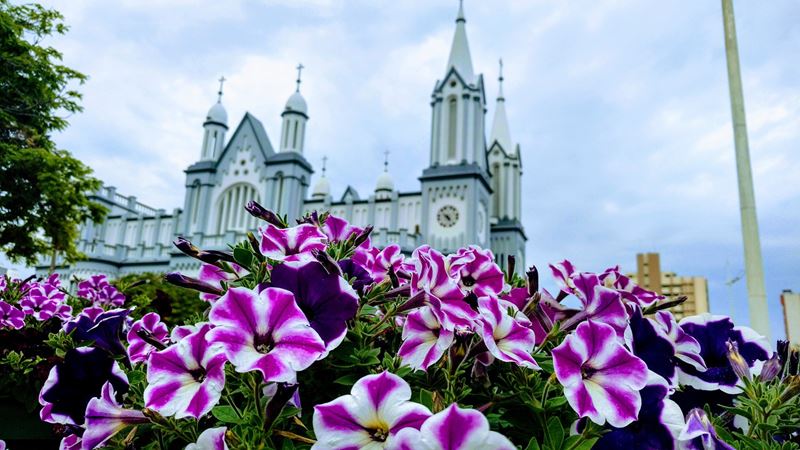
[
  {"x1": 265, "y1": 151, "x2": 314, "y2": 173},
  {"x1": 419, "y1": 163, "x2": 492, "y2": 192},
  {"x1": 490, "y1": 219, "x2": 527, "y2": 240}
]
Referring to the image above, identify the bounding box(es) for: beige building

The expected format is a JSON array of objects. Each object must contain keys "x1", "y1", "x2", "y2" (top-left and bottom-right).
[
  {"x1": 781, "y1": 290, "x2": 800, "y2": 344},
  {"x1": 627, "y1": 252, "x2": 710, "y2": 320}
]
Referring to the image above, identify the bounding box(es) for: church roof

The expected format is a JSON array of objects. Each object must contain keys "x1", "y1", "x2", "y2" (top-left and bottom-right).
[
  {"x1": 445, "y1": 1, "x2": 475, "y2": 83},
  {"x1": 489, "y1": 62, "x2": 513, "y2": 153},
  {"x1": 284, "y1": 91, "x2": 308, "y2": 116},
  {"x1": 215, "y1": 112, "x2": 275, "y2": 168},
  {"x1": 205, "y1": 102, "x2": 228, "y2": 126}
]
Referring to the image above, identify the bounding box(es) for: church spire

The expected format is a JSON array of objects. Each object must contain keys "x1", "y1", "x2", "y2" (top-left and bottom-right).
[
  {"x1": 490, "y1": 59, "x2": 513, "y2": 153},
  {"x1": 445, "y1": 0, "x2": 474, "y2": 82}
]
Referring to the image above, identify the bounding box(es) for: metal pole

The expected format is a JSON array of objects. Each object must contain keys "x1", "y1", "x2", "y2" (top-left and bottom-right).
[{"x1": 720, "y1": 0, "x2": 770, "y2": 339}]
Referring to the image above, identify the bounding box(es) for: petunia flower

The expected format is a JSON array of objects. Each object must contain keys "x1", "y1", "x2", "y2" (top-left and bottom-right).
[
  {"x1": 354, "y1": 244, "x2": 405, "y2": 284},
  {"x1": 0, "y1": 300, "x2": 25, "y2": 329},
  {"x1": 269, "y1": 261, "x2": 359, "y2": 351},
  {"x1": 21, "y1": 274, "x2": 71, "y2": 321},
  {"x1": 63, "y1": 308, "x2": 130, "y2": 357},
  {"x1": 59, "y1": 433, "x2": 82, "y2": 450},
  {"x1": 39, "y1": 347, "x2": 129, "y2": 425},
  {"x1": 144, "y1": 323, "x2": 226, "y2": 419},
  {"x1": 590, "y1": 372, "x2": 685, "y2": 450},
  {"x1": 77, "y1": 275, "x2": 126, "y2": 306},
  {"x1": 312, "y1": 371, "x2": 431, "y2": 449},
  {"x1": 208, "y1": 287, "x2": 325, "y2": 382},
  {"x1": 197, "y1": 262, "x2": 247, "y2": 303},
  {"x1": 598, "y1": 266, "x2": 662, "y2": 307},
  {"x1": 552, "y1": 320, "x2": 648, "y2": 428},
  {"x1": 677, "y1": 314, "x2": 770, "y2": 394},
  {"x1": 410, "y1": 246, "x2": 476, "y2": 330},
  {"x1": 651, "y1": 311, "x2": 706, "y2": 372},
  {"x1": 82, "y1": 381, "x2": 148, "y2": 449},
  {"x1": 558, "y1": 273, "x2": 628, "y2": 336},
  {"x1": 126, "y1": 312, "x2": 169, "y2": 364},
  {"x1": 338, "y1": 259, "x2": 374, "y2": 294},
  {"x1": 477, "y1": 297, "x2": 539, "y2": 369},
  {"x1": 678, "y1": 409, "x2": 735, "y2": 450},
  {"x1": 321, "y1": 214, "x2": 366, "y2": 244},
  {"x1": 398, "y1": 307, "x2": 454, "y2": 371},
  {"x1": 447, "y1": 246, "x2": 505, "y2": 297},
  {"x1": 259, "y1": 223, "x2": 327, "y2": 262},
  {"x1": 186, "y1": 426, "x2": 229, "y2": 450},
  {"x1": 390, "y1": 403, "x2": 515, "y2": 450}
]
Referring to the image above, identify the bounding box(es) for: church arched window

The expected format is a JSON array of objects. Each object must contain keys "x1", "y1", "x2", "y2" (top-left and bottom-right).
[
  {"x1": 191, "y1": 180, "x2": 201, "y2": 226},
  {"x1": 215, "y1": 183, "x2": 260, "y2": 234},
  {"x1": 447, "y1": 96, "x2": 457, "y2": 161},
  {"x1": 492, "y1": 163, "x2": 501, "y2": 218}
]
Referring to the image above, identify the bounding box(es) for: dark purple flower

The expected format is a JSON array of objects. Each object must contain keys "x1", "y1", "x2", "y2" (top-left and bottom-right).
[
  {"x1": 592, "y1": 373, "x2": 685, "y2": 450},
  {"x1": 269, "y1": 260, "x2": 359, "y2": 351},
  {"x1": 338, "y1": 258, "x2": 374, "y2": 294},
  {"x1": 63, "y1": 308, "x2": 130, "y2": 356},
  {"x1": 39, "y1": 347, "x2": 129, "y2": 425},
  {"x1": 677, "y1": 314, "x2": 770, "y2": 393}
]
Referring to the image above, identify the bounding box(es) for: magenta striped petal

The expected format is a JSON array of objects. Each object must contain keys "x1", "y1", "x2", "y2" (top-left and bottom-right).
[
  {"x1": 477, "y1": 297, "x2": 539, "y2": 369},
  {"x1": 126, "y1": 312, "x2": 169, "y2": 363},
  {"x1": 259, "y1": 223, "x2": 327, "y2": 262},
  {"x1": 197, "y1": 262, "x2": 247, "y2": 303},
  {"x1": 321, "y1": 214, "x2": 364, "y2": 243},
  {"x1": 448, "y1": 246, "x2": 506, "y2": 298},
  {"x1": 83, "y1": 382, "x2": 148, "y2": 449},
  {"x1": 389, "y1": 404, "x2": 515, "y2": 450},
  {"x1": 553, "y1": 320, "x2": 648, "y2": 428},
  {"x1": 0, "y1": 300, "x2": 25, "y2": 329},
  {"x1": 208, "y1": 287, "x2": 325, "y2": 382},
  {"x1": 186, "y1": 427, "x2": 228, "y2": 450},
  {"x1": 144, "y1": 323, "x2": 226, "y2": 419},
  {"x1": 410, "y1": 246, "x2": 476, "y2": 330},
  {"x1": 398, "y1": 307, "x2": 454, "y2": 371},
  {"x1": 312, "y1": 371, "x2": 431, "y2": 449}
]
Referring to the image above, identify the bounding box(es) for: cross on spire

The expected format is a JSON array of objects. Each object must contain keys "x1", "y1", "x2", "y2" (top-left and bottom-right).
[
  {"x1": 321, "y1": 155, "x2": 327, "y2": 176},
  {"x1": 497, "y1": 59, "x2": 505, "y2": 100},
  {"x1": 296, "y1": 63, "x2": 304, "y2": 92},
  {"x1": 383, "y1": 150, "x2": 390, "y2": 172},
  {"x1": 217, "y1": 76, "x2": 226, "y2": 103}
]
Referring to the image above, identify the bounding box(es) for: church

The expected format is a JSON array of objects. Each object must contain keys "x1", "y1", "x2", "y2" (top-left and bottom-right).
[{"x1": 44, "y1": 3, "x2": 526, "y2": 280}]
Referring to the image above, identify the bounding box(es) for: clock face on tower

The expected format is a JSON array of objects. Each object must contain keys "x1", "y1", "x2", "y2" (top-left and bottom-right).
[{"x1": 436, "y1": 205, "x2": 459, "y2": 228}]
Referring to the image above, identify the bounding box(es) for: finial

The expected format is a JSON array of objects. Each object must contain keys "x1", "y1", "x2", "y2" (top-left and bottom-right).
[
  {"x1": 217, "y1": 76, "x2": 226, "y2": 103},
  {"x1": 321, "y1": 156, "x2": 327, "y2": 176},
  {"x1": 383, "y1": 150, "x2": 390, "y2": 172},
  {"x1": 296, "y1": 63, "x2": 304, "y2": 92},
  {"x1": 497, "y1": 59, "x2": 505, "y2": 100},
  {"x1": 456, "y1": 0, "x2": 465, "y2": 23}
]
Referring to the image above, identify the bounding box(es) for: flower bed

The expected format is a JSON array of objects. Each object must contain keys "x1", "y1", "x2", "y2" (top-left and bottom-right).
[{"x1": 2, "y1": 203, "x2": 799, "y2": 449}]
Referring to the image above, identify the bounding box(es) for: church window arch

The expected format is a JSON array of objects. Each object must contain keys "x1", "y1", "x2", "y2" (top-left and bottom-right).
[
  {"x1": 191, "y1": 180, "x2": 201, "y2": 226},
  {"x1": 215, "y1": 182, "x2": 261, "y2": 234},
  {"x1": 447, "y1": 96, "x2": 457, "y2": 161},
  {"x1": 492, "y1": 163, "x2": 501, "y2": 217}
]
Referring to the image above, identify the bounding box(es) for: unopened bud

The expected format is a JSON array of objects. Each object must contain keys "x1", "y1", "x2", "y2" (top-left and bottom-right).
[
  {"x1": 173, "y1": 237, "x2": 201, "y2": 258},
  {"x1": 526, "y1": 265, "x2": 539, "y2": 296},
  {"x1": 726, "y1": 340, "x2": 751, "y2": 381},
  {"x1": 760, "y1": 353, "x2": 782, "y2": 382},
  {"x1": 245, "y1": 201, "x2": 285, "y2": 227},
  {"x1": 353, "y1": 225, "x2": 373, "y2": 248},
  {"x1": 165, "y1": 272, "x2": 223, "y2": 296},
  {"x1": 312, "y1": 249, "x2": 342, "y2": 277},
  {"x1": 197, "y1": 249, "x2": 236, "y2": 265}
]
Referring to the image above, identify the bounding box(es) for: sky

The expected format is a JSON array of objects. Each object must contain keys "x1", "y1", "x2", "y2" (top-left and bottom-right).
[{"x1": 4, "y1": 0, "x2": 798, "y2": 339}]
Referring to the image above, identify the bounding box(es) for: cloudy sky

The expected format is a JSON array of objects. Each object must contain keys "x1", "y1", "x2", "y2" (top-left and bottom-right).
[{"x1": 7, "y1": 0, "x2": 799, "y2": 337}]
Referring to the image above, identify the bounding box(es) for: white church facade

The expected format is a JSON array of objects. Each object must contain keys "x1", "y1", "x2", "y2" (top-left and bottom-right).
[{"x1": 44, "y1": 4, "x2": 527, "y2": 279}]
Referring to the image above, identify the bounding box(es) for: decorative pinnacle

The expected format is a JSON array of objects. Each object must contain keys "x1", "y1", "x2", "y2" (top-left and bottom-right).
[
  {"x1": 383, "y1": 150, "x2": 390, "y2": 172},
  {"x1": 295, "y1": 63, "x2": 304, "y2": 92},
  {"x1": 456, "y1": 0, "x2": 465, "y2": 23},
  {"x1": 217, "y1": 76, "x2": 226, "y2": 103},
  {"x1": 321, "y1": 156, "x2": 327, "y2": 176},
  {"x1": 498, "y1": 59, "x2": 505, "y2": 100}
]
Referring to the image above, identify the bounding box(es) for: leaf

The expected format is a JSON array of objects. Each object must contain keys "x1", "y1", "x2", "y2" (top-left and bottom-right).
[
  {"x1": 545, "y1": 416, "x2": 564, "y2": 449},
  {"x1": 333, "y1": 374, "x2": 361, "y2": 386},
  {"x1": 233, "y1": 247, "x2": 253, "y2": 268},
  {"x1": 525, "y1": 437, "x2": 542, "y2": 450},
  {"x1": 212, "y1": 405, "x2": 242, "y2": 424},
  {"x1": 415, "y1": 389, "x2": 435, "y2": 411}
]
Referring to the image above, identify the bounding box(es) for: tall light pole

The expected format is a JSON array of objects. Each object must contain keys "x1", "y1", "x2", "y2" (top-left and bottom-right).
[{"x1": 720, "y1": 0, "x2": 770, "y2": 340}]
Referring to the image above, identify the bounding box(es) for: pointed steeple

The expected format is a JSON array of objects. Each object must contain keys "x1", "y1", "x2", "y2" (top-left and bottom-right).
[
  {"x1": 445, "y1": 0, "x2": 475, "y2": 83},
  {"x1": 490, "y1": 59, "x2": 513, "y2": 152}
]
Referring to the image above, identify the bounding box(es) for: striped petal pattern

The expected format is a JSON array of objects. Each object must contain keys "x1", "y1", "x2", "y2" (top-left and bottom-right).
[
  {"x1": 389, "y1": 404, "x2": 515, "y2": 450},
  {"x1": 259, "y1": 223, "x2": 327, "y2": 262}
]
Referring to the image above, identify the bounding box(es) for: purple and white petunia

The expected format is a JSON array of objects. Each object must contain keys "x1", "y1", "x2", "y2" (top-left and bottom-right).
[
  {"x1": 144, "y1": 323, "x2": 226, "y2": 419},
  {"x1": 563, "y1": 273, "x2": 628, "y2": 335},
  {"x1": 39, "y1": 347, "x2": 129, "y2": 425},
  {"x1": 477, "y1": 297, "x2": 539, "y2": 369},
  {"x1": 126, "y1": 312, "x2": 169, "y2": 364},
  {"x1": 21, "y1": 274, "x2": 71, "y2": 321},
  {"x1": 398, "y1": 307, "x2": 454, "y2": 371},
  {"x1": 208, "y1": 287, "x2": 325, "y2": 382},
  {"x1": 447, "y1": 246, "x2": 506, "y2": 298},
  {"x1": 259, "y1": 223, "x2": 327, "y2": 262},
  {"x1": 678, "y1": 408, "x2": 735, "y2": 450},
  {"x1": 354, "y1": 244, "x2": 405, "y2": 284},
  {"x1": 59, "y1": 433, "x2": 82, "y2": 450},
  {"x1": 269, "y1": 260, "x2": 359, "y2": 351},
  {"x1": 598, "y1": 266, "x2": 662, "y2": 307},
  {"x1": 0, "y1": 300, "x2": 25, "y2": 329},
  {"x1": 77, "y1": 274, "x2": 126, "y2": 307},
  {"x1": 82, "y1": 381, "x2": 148, "y2": 449},
  {"x1": 63, "y1": 308, "x2": 130, "y2": 356},
  {"x1": 312, "y1": 371, "x2": 431, "y2": 449},
  {"x1": 410, "y1": 245, "x2": 476, "y2": 330},
  {"x1": 197, "y1": 262, "x2": 247, "y2": 303},
  {"x1": 652, "y1": 311, "x2": 706, "y2": 373},
  {"x1": 186, "y1": 427, "x2": 229, "y2": 450},
  {"x1": 321, "y1": 214, "x2": 366, "y2": 244},
  {"x1": 390, "y1": 403, "x2": 515, "y2": 450},
  {"x1": 677, "y1": 314, "x2": 770, "y2": 393},
  {"x1": 552, "y1": 320, "x2": 648, "y2": 428}
]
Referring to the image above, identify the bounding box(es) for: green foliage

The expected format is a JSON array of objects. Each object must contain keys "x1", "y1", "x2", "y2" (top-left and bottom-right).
[
  {"x1": 114, "y1": 272, "x2": 209, "y2": 325},
  {"x1": 0, "y1": 0, "x2": 106, "y2": 267}
]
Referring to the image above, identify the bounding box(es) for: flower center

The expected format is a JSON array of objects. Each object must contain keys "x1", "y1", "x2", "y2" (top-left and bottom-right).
[
  {"x1": 189, "y1": 368, "x2": 206, "y2": 382},
  {"x1": 581, "y1": 365, "x2": 597, "y2": 380},
  {"x1": 368, "y1": 426, "x2": 390, "y2": 442},
  {"x1": 254, "y1": 334, "x2": 275, "y2": 354},
  {"x1": 461, "y1": 274, "x2": 477, "y2": 287}
]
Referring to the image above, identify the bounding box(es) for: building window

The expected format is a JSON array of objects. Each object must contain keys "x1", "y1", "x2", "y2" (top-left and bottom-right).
[
  {"x1": 292, "y1": 121, "x2": 299, "y2": 149},
  {"x1": 447, "y1": 97, "x2": 457, "y2": 161}
]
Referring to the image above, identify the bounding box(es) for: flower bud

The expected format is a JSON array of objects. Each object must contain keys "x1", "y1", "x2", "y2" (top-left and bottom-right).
[
  {"x1": 352, "y1": 225, "x2": 373, "y2": 248},
  {"x1": 245, "y1": 201, "x2": 285, "y2": 227},
  {"x1": 526, "y1": 265, "x2": 539, "y2": 297},
  {"x1": 312, "y1": 249, "x2": 343, "y2": 277},
  {"x1": 196, "y1": 249, "x2": 236, "y2": 265},
  {"x1": 173, "y1": 236, "x2": 200, "y2": 258},
  {"x1": 165, "y1": 272, "x2": 223, "y2": 296},
  {"x1": 726, "y1": 340, "x2": 751, "y2": 381},
  {"x1": 779, "y1": 376, "x2": 800, "y2": 403},
  {"x1": 759, "y1": 353, "x2": 782, "y2": 382}
]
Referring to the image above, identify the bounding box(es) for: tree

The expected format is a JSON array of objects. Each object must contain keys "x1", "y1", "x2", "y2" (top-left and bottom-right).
[{"x1": 0, "y1": 1, "x2": 106, "y2": 269}]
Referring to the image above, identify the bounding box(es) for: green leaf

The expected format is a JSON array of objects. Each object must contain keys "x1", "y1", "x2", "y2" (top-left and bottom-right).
[
  {"x1": 212, "y1": 405, "x2": 242, "y2": 424},
  {"x1": 415, "y1": 389, "x2": 435, "y2": 411},
  {"x1": 333, "y1": 374, "x2": 361, "y2": 386},
  {"x1": 233, "y1": 247, "x2": 254, "y2": 268},
  {"x1": 545, "y1": 416, "x2": 564, "y2": 449},
  {"x1": 525, "y1": 437, "x2": 541, "y2": 450}
]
